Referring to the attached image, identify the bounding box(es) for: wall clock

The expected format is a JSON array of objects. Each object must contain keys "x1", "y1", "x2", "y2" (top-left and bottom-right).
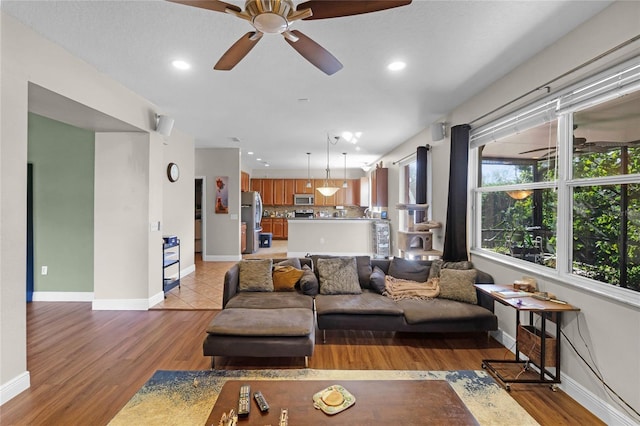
[{"x1": 167, "y1": 162, "x2": 179, "y2": 182}]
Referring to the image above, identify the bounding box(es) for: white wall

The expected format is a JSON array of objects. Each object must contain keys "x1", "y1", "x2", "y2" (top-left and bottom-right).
[
  {"x1": 162, "y1": 129, "x2": 196, "y2": 273},
  {"x1": 378, "y1": 2, "x2": 640, "y2": 423},
  {"x1": 195, "y1": 148, "x2": 242, "y2": 261},
  {"x1": 0, "y1": 12, "x2": 195, "y2": 403}
]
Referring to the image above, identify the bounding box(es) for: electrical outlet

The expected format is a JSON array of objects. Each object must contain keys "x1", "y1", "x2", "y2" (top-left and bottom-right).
[{"x1": 41, "y1": 266, "x2": 48, "y2": 275}]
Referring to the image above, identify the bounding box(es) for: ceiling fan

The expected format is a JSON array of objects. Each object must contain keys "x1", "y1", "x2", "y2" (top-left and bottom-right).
[
  {"x1": 168, "y1": 0, "x2": 412, "y2": 75},
  {"x1": 519, "y1": 138, "x2": 640, "y2": 158}
]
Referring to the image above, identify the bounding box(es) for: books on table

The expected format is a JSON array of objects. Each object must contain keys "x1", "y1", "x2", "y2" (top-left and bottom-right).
[{"x1": 491, "y1": 289, "x2": 530, "y2": 299}]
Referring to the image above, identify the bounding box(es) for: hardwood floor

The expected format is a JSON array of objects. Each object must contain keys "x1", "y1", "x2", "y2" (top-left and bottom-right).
[{"x1": 1, "y1": 301, "x2": 603, "y2": 425}]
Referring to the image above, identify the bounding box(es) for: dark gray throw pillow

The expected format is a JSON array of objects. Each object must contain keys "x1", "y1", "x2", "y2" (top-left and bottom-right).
[
  {"x1": 388, "y1": 257, "x2": 429, "y2": 282},
  {"x1": 238, "y1": 259, "x2": 274, "y2": 292},
  {"x1": 369, "y1": 266, "x2": 386, "y2": 294},
  {"x1": 317, "y1": 257, "x2": 362, "y2": 295},
  {"x1": 299, "y1": 264, "x2": 319, "y2": 296}
]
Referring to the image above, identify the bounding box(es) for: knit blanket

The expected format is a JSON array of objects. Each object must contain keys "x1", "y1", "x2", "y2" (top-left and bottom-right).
[{"x1": 384, "y1": 276, "x2": 440, "y2": 300}]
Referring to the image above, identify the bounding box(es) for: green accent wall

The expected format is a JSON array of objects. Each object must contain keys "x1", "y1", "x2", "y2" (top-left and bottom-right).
[{"x1": 28, "y1": 113, "x2": 95, "y2": 292}]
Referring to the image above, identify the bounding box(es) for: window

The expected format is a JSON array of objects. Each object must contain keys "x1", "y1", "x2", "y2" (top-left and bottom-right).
[
  {"x1": 404, "y1": 161, "x2": 417, "y2": 204},
  {"x1": 477, "y1": 122, "x2": 558, "y2": 269},
  {"x1": 471, "y1": 58, "x2": 640, "y2": 297}
]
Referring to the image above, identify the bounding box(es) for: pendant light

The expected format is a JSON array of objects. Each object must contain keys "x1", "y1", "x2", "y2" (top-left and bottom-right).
[
  {"x1": 317, "y1": 135, "x2": 341, "y2": 197},
  {"x1": 342, "y1": 152, "x2": 348, "y2": 188},
  {"x1": 306, "y1": 152, "x2": 312, "y2": 188}
]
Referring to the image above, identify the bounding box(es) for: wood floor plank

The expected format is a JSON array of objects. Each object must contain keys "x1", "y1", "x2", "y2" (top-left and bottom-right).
[{"x1": 1, "y1": 295, "x2": 604, "y2": 425}]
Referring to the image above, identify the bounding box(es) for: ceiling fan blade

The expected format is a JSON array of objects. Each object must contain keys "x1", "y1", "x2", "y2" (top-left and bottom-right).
[
  {"x1": 214, "y1": 32, "x2": 262, "y2": 71},
  {"x1": 299, "y1": 0, "x2": 411, "y2": 20},
  {"x1": 284, "y1": 30, "x2": 343, "y2": 75},
  {"x1": 166, "y1": 0, "x2": 241, "y2": 13},
  {"x1": 518, "y1": 147, "x2": 554, "y2": 155}
]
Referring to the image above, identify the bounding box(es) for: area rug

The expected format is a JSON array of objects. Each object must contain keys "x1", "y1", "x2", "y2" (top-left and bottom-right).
[{"x1": 109, "y1": 369, "x2": 539, "y2": 425}]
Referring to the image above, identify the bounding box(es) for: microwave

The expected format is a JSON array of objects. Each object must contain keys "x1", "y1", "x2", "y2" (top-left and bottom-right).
[{"x1": 294, "y1": 194, "x2": 315, "y2": 205}]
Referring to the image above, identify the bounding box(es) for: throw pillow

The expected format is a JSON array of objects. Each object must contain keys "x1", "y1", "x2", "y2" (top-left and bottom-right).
[
  {"x1": 388, "y1": 257, "x2": 429, "y2": 282},
  {"x1": 299, "y1": 264, "x2": 319, "y2": 296},
  {"x1": 238, "y1": 259, "x2": 274, "y2": 292},
  {"x1": 428, "y1": 259, "x2": 474, "y2": 279},
  {"x1": 317, "y1": 257, "x2": 362, "y2": 295},
  {"x1": 428, "y1": 259, "x2": 443, "y2": 279},
  {"x1": 369, "y1": 266, "x2": 386, "y2": 294},
  {"x1": 275, "y1": 258, "x2": 302, "y2": 270},
  {"x1": 438, "y1": 268, "x2": 478, "y2": 304},
  {"x1": 272, "y1": 265, "x2": 304, "y2": 291}
]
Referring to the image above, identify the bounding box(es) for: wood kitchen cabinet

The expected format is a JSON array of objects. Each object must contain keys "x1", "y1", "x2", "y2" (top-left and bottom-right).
[
  {"x1": 284, "y1": 179, "x2": 295, "y2": 206},
  {"x1": 250, "y1": 178, "x2": 261, "y2": 193},
  {"x1": 371, "y1": 167, "x2": 388, "y2": 207},
  {"x1": 272, "y1": 218, "x2": 286, "y2": 239},
  {"x1": 335, "y1": 179, "x2": 360, "y2": 206},
  {"x1": 261, "y1": 217, "x2": 272, "y2": 234},
  {"x1": 251, "y1": 178, "x2": 275, "y2": 205},
  {"x1": 241, "y1": 172, "x2": 250, "y2": 192},
  {"x1": 295, "y1": 179, "x2": 314, "y2": 194},
  {"x1": 273, "y1": 179, "x2": 295, "y2": 206}
]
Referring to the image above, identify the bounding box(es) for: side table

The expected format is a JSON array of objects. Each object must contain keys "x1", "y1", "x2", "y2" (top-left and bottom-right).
[{"x1": 475, "y1": 284, "x2": 580, "y2": 391}]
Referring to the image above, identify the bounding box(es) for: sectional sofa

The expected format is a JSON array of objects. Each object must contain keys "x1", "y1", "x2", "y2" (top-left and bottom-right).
[{"x1": 203, "y1": 256, "x2": 498, "y2": 367}]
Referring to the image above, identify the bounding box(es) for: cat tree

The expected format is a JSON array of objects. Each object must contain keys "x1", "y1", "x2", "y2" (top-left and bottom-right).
[{"x1": 396, "y1": 203, "x2": 442, "y2": 260}]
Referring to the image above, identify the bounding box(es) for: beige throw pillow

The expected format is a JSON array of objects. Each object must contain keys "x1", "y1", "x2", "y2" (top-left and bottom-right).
[
  {"x1": 438, "y1": 268, "x2": 478, "y2": 304},
  {"x1": 317, "y1": 257, "x2": 362, "y2": 295},
  {"x1": 238, "y1": 259, "x2": 274, "y2": 292}
]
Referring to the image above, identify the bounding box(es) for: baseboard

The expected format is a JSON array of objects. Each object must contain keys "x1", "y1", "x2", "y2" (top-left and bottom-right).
[
  {"x1": 1, "y1": 371, "x2": 30, "y2": 405},
  {"x1": 492, "y1": 328, "x2": 636, "y2": 425},
  {"x1": 181, "y1": 264, "x2": 195, "y2": 277},
  {"x1": 560, "y1": 372, "x2": 638, "y2": 425},
  {"x1": 32, "y1": 291, "x2": 94, "y2": 302},
  {"x1": 148, "y1": 291, "x2": 165, "y2": 308},
  {"x1": 203, "y1": 254, "x2": 242, "y2": 261},
  {"x1": 92, "y1": 298, "x2": 151, "y2": 310}
]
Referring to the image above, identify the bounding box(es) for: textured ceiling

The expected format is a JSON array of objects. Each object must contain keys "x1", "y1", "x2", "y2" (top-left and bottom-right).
[{"x1": 2, "y1": 0, "x2": 612, "y2": 172}]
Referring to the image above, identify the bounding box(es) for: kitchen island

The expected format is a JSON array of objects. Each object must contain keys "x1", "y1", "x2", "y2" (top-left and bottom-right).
[{"x1": 287, "y1": 218, "x2": 388, "y2": 257}]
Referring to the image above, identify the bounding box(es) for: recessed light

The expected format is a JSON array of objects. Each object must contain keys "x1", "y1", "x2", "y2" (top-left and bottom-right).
[
  {"x1": 172, "y1": 60, "x2": 191, "y2": 70},
  {"x1": 387, "y1": 61, "x2": 406, "y2": 71},
  {"x1": 248, "y1": 151, "x2": 254, "y2": 155},
  {"x1": 257, "y1": 158, "x2": 262, "y2": 161},
  {"x1": 264, "y1": 163, "x2": 270, "y2": 167}
]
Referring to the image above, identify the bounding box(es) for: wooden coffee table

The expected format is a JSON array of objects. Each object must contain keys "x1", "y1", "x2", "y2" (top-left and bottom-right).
[{"x1": 206, "y1": 379, "x2": 478, "y2": 425}]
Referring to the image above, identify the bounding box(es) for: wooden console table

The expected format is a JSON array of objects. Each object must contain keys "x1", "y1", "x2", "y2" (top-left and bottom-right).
[{"x1": 475, "y1": 284, "x2": 580, "y2": 391}]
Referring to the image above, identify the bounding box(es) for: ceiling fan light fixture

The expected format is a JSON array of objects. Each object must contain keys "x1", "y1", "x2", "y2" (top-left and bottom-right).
[{"x1": 253, "y1": 13, "x2": 288, "y2": 33}]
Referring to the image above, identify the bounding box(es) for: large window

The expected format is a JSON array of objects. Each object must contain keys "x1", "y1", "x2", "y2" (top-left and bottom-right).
[{"x1": 472, "y1": 60, "x2": 640, "y2": 296}]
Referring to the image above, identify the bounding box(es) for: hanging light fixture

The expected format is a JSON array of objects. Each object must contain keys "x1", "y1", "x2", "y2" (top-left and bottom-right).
[
  {"x1": 342, "y1": 152, "x2": 348, "y2": 188},
  {"x1": 316, "y1": 135, "x2": 341, "y2": 197},
  {"x1": 306, "y1": 152, "x2": 312, "y2": 188},
  {"x1": 507, "y1": 190, "x2": 533, "y2": 200}
]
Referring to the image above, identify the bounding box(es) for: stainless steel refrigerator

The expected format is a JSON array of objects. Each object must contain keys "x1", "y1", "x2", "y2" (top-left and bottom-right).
[{"x1": 241, "y1": 191, "x2": 263, "y2": 253}]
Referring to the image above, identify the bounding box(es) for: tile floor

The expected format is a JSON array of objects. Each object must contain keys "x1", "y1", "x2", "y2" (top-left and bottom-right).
[{"x1": 151, "y1": 240, "x2": 288, "y2": 310}]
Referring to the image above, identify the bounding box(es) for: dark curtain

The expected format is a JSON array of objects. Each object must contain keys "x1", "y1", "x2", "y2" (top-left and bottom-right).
[
  {"x1": 415, "y1": 146, "x2": 428, "y2": 223},
  {"x1": 442, "y1": 124, "x2": 471, "y2": 261}
]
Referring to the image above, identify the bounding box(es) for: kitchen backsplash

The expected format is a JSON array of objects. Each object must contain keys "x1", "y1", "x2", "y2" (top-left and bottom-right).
[{"x1": 263, "y1": 206, "x2": 366, "y2": 218}]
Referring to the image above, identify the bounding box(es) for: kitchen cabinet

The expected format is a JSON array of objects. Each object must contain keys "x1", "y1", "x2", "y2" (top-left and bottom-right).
[
  {"x1": 335, "y1": 179, "x2": 360, "y2": 206},
  {"x1": 241, "y1": 172, "x2": 250, "y2": 192},
  {"x1": 272, "y1": 218, "x2": 285, "y2": 239},
  {"x1": 250, "y1": 178, "x2": 261, "y2": 193},
  {"x1": 261, "y1": 217, "x2": 273, "y2": 234},
  {"x1": 284, "y1": 179, "x2": 295, "y2": 206},
  {"x1": 273, "y1": 179, "x2": 294, "y2": 206},
  {"x1": 371, "y1": 167, "x2": 388, "y2": 207},
  {"x1": 251, "y1": 178, "x2": 275, "y2": 205},
  {"x1": 295, "y1": 179, "x2": 314, "y2": 194}
]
